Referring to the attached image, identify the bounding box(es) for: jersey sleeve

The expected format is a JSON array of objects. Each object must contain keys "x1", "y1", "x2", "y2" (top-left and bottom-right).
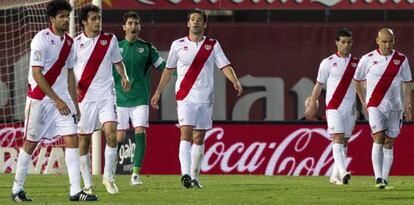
[
  {"x1": 29, "y1": 33, "x2": 47, "y2": 68},
  {"x1": 213, "y1": 41, "x2": 230, "y2": 69},
  {"x1": 110, "y1": 35, "x2": 123, "y2": 64},
  {"x1": 354, "y1": 55, "x2": 368, "y2": 81},
  {"x1": 150, "y1": 44, "x2": 166, "y2": 70},
  {"x1": 400, "y1": 58, "x2": 412, "y2": 82},
  {"x1": 316, "y1": 59, "x2": 329, "y2": 84},
  {"x1": 166, "y1": 41, "x2": 177, "y2": 69}
]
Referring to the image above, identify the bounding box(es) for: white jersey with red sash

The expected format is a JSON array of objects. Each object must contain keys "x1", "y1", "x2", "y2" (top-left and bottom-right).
[
  {"x1": 73, "y1": 32, "x2": 122, "y2": 102},
  {"x1": 28, "y1": 28, "x2": 74, "y2": 102},
  {"x1": 166, "y1": 36, "x2": 230, "y2": 103},
  {"x1": 317, "y1": 53, "x2": 359, "y2": 110},
  {"x1": 354, "y1": 49, "x2": 412, "y2": 110}
]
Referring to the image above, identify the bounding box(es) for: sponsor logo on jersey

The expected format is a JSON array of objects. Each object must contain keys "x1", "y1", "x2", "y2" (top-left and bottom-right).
[{"x1": 204, "y1": 44, "x2": 212, "y2": 51}]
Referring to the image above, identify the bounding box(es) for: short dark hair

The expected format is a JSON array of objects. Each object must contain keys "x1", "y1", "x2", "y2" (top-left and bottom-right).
[
  {"x1": 79, "y1": 4, "x2": 100, "y2": 28},
  {"x1": 46, "y1": 0, "x2": 72, "y2": 18},
  {"x1": 336, "y1": 28, "x2": 352, "y2": 41},
  {"x1": 123, "y1": 11, "x2": 140, "y2": 24},
  {"x1": 187, "y1": 9, "x2": 208, "y2": 23}
]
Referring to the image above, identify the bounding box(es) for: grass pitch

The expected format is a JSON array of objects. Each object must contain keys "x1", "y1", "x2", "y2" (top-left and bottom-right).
[{"x1": 0, "y1": 174, "x2": 413, "y2": 204}]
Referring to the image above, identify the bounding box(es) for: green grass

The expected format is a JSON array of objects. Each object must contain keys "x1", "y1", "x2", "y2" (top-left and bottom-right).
[{"x1": 1, "y1": 174, "x2": 414, "y2": 204}]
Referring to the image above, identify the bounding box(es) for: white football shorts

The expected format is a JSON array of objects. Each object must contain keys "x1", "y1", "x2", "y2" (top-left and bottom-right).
[
  {"x1": 116, "y1": 105, "x2": 149, "y2": 130},
  {"x1": 367, "y1": 107, "x2": 402, "y2": 138},
  {"x1": 177, "y1": 101, "x2": 213, "y2": 130},
  {"x1": 326, "y1": 108, "x2": 356, "y2": 138},
  {"x1": 78, "y1": 98, "x2": 117, "y2": 134},
  {"x1": 24, "y1": 97, "x2": 78, "y2": 142}
]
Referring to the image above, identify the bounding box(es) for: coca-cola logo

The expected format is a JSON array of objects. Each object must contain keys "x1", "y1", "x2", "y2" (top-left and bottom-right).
[{"x1": 202, "y1": 127, "x2": 362, "y2": 176}]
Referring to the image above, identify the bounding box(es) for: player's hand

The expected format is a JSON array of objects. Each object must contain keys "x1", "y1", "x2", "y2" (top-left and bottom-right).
[
  {"x1": 54, "y1": 98, "x2": 71, "y2": 116},
  {"x1": 121, "y1": 78, "x2": 131, "y2": 92},
  {"x1": 233, "y1": 81, "x2": 243, "y2": 96},
  {"x1": 304, "y1": 105, "x2": 317, "y2": 121},
  {"x1": 151, "y1": 92, "x2": 160, "y2": 110},
  {"x1": 404, "y1": 104, "x2": 412, "y2": 121},
  {"x1": 75, "y1": 107, "x2": 81, "y2": 122}
]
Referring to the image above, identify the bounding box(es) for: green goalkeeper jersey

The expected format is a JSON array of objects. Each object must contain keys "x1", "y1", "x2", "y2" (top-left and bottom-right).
[{"x1": 113, "y1": 38, "x2": 165, "y2": 107}]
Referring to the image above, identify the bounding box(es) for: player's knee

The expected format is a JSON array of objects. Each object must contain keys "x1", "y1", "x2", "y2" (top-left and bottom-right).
[
  {"x1": 23, "y1": 140, "x2": 38, "y2": 154},
  {"x1": 134, "y1": 127, "x2": 145, "y2": 134},
  {"x1": 383, "y1": 138, "x2": 395, "y2": 149}
]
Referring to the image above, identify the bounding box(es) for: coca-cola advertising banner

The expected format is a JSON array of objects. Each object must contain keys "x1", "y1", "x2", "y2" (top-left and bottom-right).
[
  {"x1": 101, "y1": 0, "x2": 414, "y2": 10},
  {"x1": 2, "y1": 122, "x2": 414, "y2": 175}
]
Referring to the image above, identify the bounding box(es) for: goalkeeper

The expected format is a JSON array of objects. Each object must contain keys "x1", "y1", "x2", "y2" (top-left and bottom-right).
[{"x1": 113, "y1": 11, "x2": 165, "y2": 185}]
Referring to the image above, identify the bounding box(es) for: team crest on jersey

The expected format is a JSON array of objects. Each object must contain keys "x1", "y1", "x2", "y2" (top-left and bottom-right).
[
  {"x1": 393, "y1": 59, "x2": 400, "y2": 65},
  {"x1": 66, "y1": 40, "x2": 72, "y2": 46},
  {"x1": 100, "y1": 40, "x2": 107, "y2": 46},
  {"x1": 137, "y1": 47, "x2": 144, "y2": 53},
  {"x1": 204, "y1": 44, "x2": 212, "y2": 51},
  {"x1": 351, "y1": 63, "x2": 357, "y2": 68}
]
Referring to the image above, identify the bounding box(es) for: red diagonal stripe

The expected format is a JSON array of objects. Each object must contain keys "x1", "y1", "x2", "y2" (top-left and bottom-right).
[
  {"x1": 326, "y1": 56, "x2": 359, "y2": 109},
  {"x1": 176, "y1": 38, "x2": 216, "y2": 101},
  {"x1": 28, "y1": 33, "x2": 73, "y2": 100},
  {"x1": 77, "y1": 33, "x2": 112, "y2": 102},
  {"x1": 367, "y1": 52, "x2": 406, "y2": 107}
]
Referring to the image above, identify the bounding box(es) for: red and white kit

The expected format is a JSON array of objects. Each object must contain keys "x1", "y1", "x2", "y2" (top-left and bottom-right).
[
  {"x1": 166, "y1": 36, "x2": 230, "y2": 129},
  {"x1": 354, "y1": 49, "x2": 412, "y2": 137},
  {"x1": 26, "y1": 28, "x2": 77, "y2": 141},
  {"x1": 73, "y1": 32, "x2": 122, "y2": 134},
  {"x1": 317, "y1": 53, "x2": 359, "y2": 137}
]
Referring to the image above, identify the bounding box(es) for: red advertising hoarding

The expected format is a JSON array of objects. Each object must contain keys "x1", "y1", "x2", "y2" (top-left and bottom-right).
[
  {"x1": 2, "y1": 122, "x2": 414, "y2": 176},
  {"x1": 101, "y1": 0, "x2": 414, "y2": 10}
]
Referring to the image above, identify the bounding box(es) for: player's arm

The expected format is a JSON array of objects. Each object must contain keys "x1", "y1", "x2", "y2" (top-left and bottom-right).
[
  {"x1": 67, "y1": 69, "x2": 80, "y2": 121},
  {"x1": 403, "y1": 81, "x2": 412, "y2": 121},
  {"x1": 151, "y1": 68, "x2": 174, "y2": 110},
  {"x1": 222, "y1": 66, "x2": 243, "y2": 96},
  {"x1": 32, "y1": 66, "x2": 70, "y2": 115},
  {"x1": 304, "y1": 83, "x2": 323, "y2": 120},
  {"x1": 114, "y1": 61, "x2": 131, "y2": 92},
  {"x1": 354, "y1": 80, "x2": 366, "y2": 108}
]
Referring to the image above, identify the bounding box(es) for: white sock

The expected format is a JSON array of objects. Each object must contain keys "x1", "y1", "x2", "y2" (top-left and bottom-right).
[
  {"x1": 12, "y1": 149, "x2": 31, "y2": 194},
  {"x1": 371, "y1": 143, "x2": 384, "y2": 180},
  {"x1": 332, "y1": 143, "x2": 347, "y2": 176},
  {"x1": 80, "y1": 154, "x2": 92, "y2": 187},
  {"x1": 65, "y1": 148, "x2": 82, "y2": 196},
  {"x1": 382, "y1": 148, "x2": 394, "y2": 182},
  {"x1": 179, "y1": 140, "x2": 192, "y2": 176},
  {"x1": 190, "y1": 144, "x2": 205, "y2": 180},
  {"x1": 103, "y1": 145, "x2": 117, "y2": 181}
]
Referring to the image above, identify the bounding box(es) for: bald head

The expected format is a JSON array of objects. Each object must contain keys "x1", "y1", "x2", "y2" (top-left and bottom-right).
[{"x1": 376, "y1": 28, "x2": 395, "y2": 56}]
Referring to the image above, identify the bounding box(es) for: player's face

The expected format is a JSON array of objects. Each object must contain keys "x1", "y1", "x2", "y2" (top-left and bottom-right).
[
  {"x1": 51, "y1": 10, "x2": 70, "y2": 32},
  {"x1": 376, "y1": 33, "x2": 394, "y2": 55},
  {"x1": 336, "y1": 36, "x2": 352, "y2": 57},
  {"x1": 83, "y1": 11, "x2": 101, "y2": 34},
  {"x1": 123, "y1": 17, "x2": 140, "y2": 40},
  {"x1": 187, "y1": 13, "x2": 206, "y2": 35}
]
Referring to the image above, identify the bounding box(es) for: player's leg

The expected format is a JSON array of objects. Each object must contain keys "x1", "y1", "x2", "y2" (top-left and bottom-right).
[
  {"x1": 190, "y1": 103, "x2": 212, "y2": 188},
  {"x1": 77, "y1": 101, "x2": 99, "y2": 193},
  {"x1": 381, "y1": 111, "x2": 401, "y2": 189},
  {"x1": 130, "y1": 105, "x2": 149, "y2": 185},
  {"x1": 368, "y1": 108, "x2": 387, "y2": 188},
  {"x1": 177, "y1": 101, "x2": 196, "y2": 188},
  {"x1": 99, "y1": 98, "x2": 119, "y2": 194},
  {"x1": 12, "y1": 99, "x2": 43, "y2": 202},
  {"x1": 64, "y1": 134, "x2": 97, "y2": 201},
  {"x1": 332, "y1": 133, "x2": 351, "y2": 184}
]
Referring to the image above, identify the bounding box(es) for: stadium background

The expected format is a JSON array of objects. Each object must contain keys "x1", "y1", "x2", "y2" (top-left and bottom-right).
[{"x1": 1, "y1": 0, "x2": 414, "y2": 177}]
